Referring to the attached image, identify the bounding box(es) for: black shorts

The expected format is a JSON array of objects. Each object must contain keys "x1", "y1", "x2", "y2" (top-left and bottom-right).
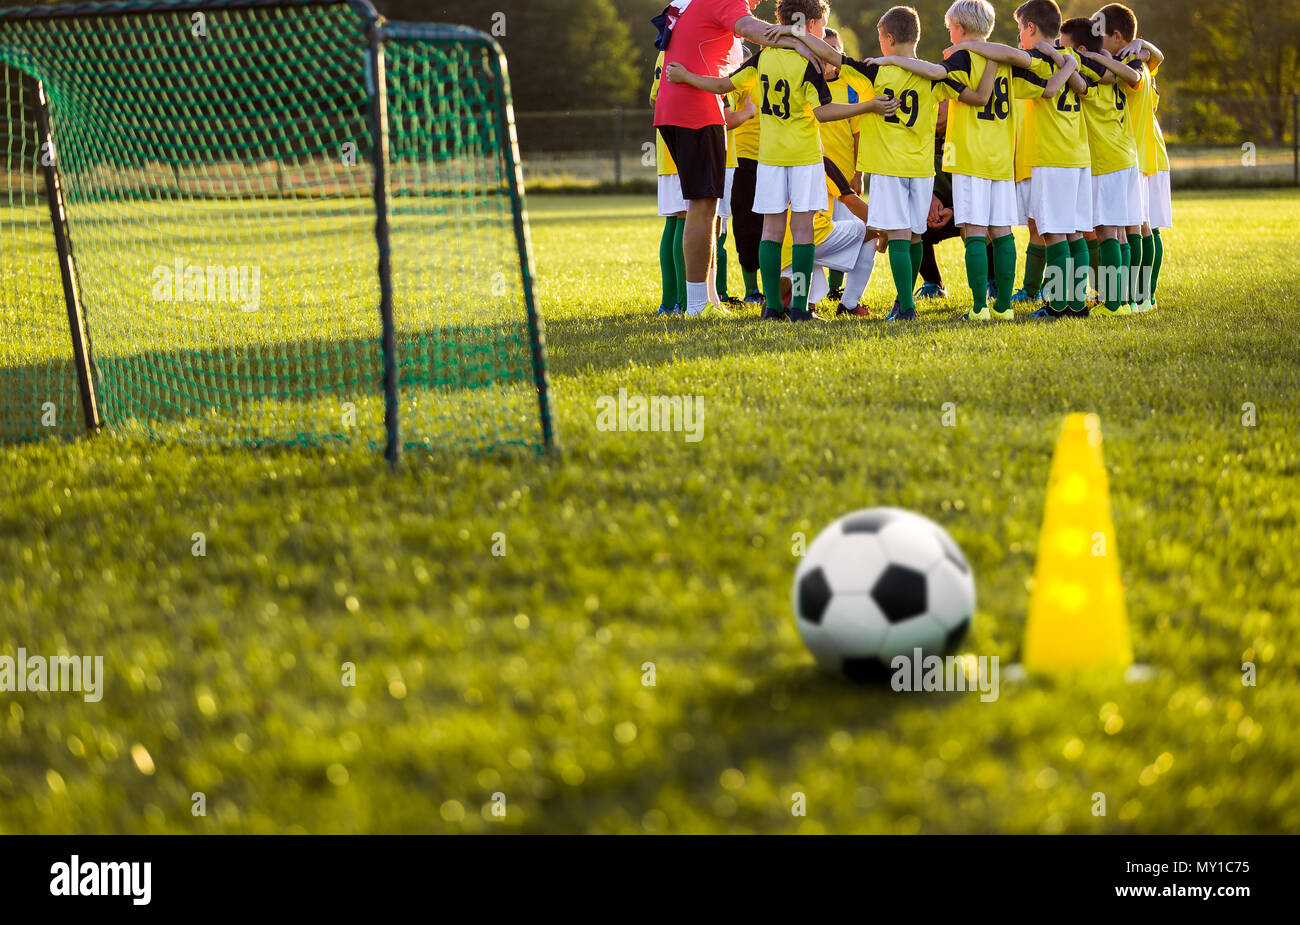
[{"x1": 657, "y1": 124, "x2": 726, "y2": 201}]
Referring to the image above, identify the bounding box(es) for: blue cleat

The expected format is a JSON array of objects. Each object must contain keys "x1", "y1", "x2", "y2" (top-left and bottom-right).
[
  {"x1": 914, "y1": 282, "x2": 946, "y2": 301},
  {"x1": 656, "y1": 303, "x2": 683, "y2": 316},
  {"x1": 886, "y1": 300, "x2": 918, "y2": 322},
  {"x1": 1010, "y1": 287, "x2": 1039, "y2": 304},
  {"x1": 743, "y1": 290, "x2": 766, "y2": 305},
  {"x1": 987, "y1": 280, "x2": 999, "y2": 300}
]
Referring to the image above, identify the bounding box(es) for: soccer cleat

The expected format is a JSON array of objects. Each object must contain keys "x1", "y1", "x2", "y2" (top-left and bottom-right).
[
  {"x1": 743, "y1": 289, "x2": 766, "y2": 305},
  {"x1": 964, "y1": 306, "x2": 993, "y2": 322},
  {"x1": 722, "y1": 294, "x2": 746, "y2": 307},
  {"x1": 914, "y1": 282, "x2": 946, "y2": 300},
  {"x1": 987, "y1": 280, "x2": 999, "y2": 301},
  {"x1": 761, "y1": 305, "x2": 789, "y2": 321},
  {"x1": 1032, "y1": 305, "x2": 1070, "y2": 320},
  {"x1": 990, "y1": 307, "x2": 1016, "y2": 322},
  {"x1": 886, "y1": 301, "x2": 918, "y2": 322},
  {"x1": 1069, "y1": 306, "x2": 1091, "y2": 318},
  {"x1": 1094, "y1": 304, "x2": 1130, "y2": 318},
  {"x1": 826, "y1": 287, "x2": 845, "y2": 305},
  {"x1": 656, "y1": 303, "x2": 683, "y2": 316},
  {"x1": 690, "y1": 303, "x2": 732, "y2": 319},
  {"x1": 1010, "y1": 287, "x2": 1039, "y2": 304},
  {"x1": 787, "y1": 307, "x2": 825, "y2": 323},
  {"x1": 835, "y1": 303, "x2": 873, "y2": 318}
]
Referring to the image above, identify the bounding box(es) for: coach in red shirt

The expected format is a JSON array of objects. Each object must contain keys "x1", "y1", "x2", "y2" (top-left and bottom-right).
[{"x1": 654, "y1": 0, "x2": 800, "y2": 317}]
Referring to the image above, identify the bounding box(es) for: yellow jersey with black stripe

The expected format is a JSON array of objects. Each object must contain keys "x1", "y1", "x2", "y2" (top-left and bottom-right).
[
  {"x1": 943, "y1": 52, "x2": 1050, "y2": 182},
  {"x1": 841, "y1": 56, "x2": 962, "y2": 179},
  {"x1": 1023, "y1": 48, "x2": 1092, "y2": 170},
  {"x1": 781, "y1": 158, "x2": 856, "y2": 269},
  {"x1": 820, "y1": 75, "x2": 862, "y2": 181},
  {"x1": 651, "y1": 51, "x2": 677, "y2": 177},
  {"x1": 1079, "y1": 57, "x2": 1138, "y2": 176},
  {"x1": 729, "y1": 47, "x2": 832, "y2": 167},
  {"x1": 1122, "y1": 56, "x2": 1170, "y2": 174},
  {"x1": 1014, "y1": 99, "x2": 1032, "y2": 183}
]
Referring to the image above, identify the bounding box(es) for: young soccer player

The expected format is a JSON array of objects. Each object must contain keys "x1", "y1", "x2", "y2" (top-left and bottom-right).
[
  {"x1": 667, "y1": 0, "x2": 899, "y2": 322},
  {"x1": 1099, "y1": 3, "x2": 1169, "y2": 312},
  {"x1": 1060, "y1": 16, "x2": 1145, "y2": 317},
  {"x1": 950, "y1": 0, "x2": 1095, "y2": 318},
  {"x1": 819, "y1": 6, "x2": 997, "y2": 321},
  {"x1": 712, "y1": 90, "x2": 758, "y2": 310},
  {"x1": 817, "y1": 27, "x2": 863, "y2": 303},
  {"x1": 937, "y1": 0, "x2": 1075, "y2": 321},
  {"x1": 775, "y1": 158, "x2": 883, "y2": 317},
  {"x1": 728, "y1": 49, "x2": 766, "y2": 306},
  {"x1": 651, "y1": 49, "x2": 687, "y2": 316}
]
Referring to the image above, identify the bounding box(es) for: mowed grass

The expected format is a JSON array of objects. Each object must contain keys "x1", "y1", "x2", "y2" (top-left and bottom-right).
[{"x1": 1, "y1": 189, "x2": 1298, "y2": 834}]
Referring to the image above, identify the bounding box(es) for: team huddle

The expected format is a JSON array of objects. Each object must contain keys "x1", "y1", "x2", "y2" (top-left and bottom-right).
[{"x1": 650, "y1": 0, "x2": 1171, "y2": 322}]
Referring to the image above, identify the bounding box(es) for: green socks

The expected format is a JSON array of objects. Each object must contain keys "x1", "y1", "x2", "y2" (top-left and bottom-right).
[
  {"x1": 889, "y1": 240, "x2": 916, "y2": 312},
  {"x1": 1126, "y1": 233, "x2": 1143, "y2": 304},
  {"x1": 672, "y1": 217, "x2": 686, "y2": 310},
  {"x1": 827, "y1": 269, "x2": 845, "y2": 292},
  {"x1": 1118, "y1": 240, "x2": 1132, "y2": 303},
  {"x1": 715, "y1": 232, "x2": 730, "y2": 300},
  {"x1": 1068, "y1": 237, "x2": 1089, "y2": 310},
  {"x1": 742, "y1": 266, "x2": 759, "y2": 296},
  {"x1": 1099, "y1": 237, "x2": 1123, "y2": 311},
  {"x1": 1023, "y1": 243, "x2": 1046, "y2": 298},
  {"x1": 758, "y1": 239, "x2": 783, "y2": 312},
  {"x1": 659, "y1": 217, "x2": 678, "y2": 308},
  {"x1": 965, "y1": 235, "x2": 989, "y2": 310},
  {"x1": 1044, "y1": 241, "x2": 1071, "y2": 309},
  {"x1": 791, "y1": 243, "x2": 816, "y2": 313},
  {"x1": 1140, "y1": 234, "x2": 1154, "y2": 304},
  {"x1": 1151, "y1": 229, "x2": 1163, "y2": 301},
  {"x1": 1088, "y1": 237, "x2": 1101, "y2": 284},
  {"x1": 910, "y1": 240, "x2": 923, "y2": 291},
  {"x1": 992, "y1": 234, "x2": 1016, "y2": 314}
]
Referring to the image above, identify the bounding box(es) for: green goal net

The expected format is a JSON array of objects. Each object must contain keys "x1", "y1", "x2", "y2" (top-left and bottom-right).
[{"x1": 0, "y1": 0, "x2": 553, "y2": 459}]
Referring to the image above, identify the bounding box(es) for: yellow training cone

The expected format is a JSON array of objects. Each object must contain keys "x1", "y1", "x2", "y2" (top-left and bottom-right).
[{"x1": 1023, "y1": 413, "x2": 1133, "y2": 674}]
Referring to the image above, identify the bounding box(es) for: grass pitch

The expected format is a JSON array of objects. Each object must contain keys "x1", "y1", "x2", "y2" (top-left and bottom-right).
[{"x1": 1, "y1": 189, "x2": 1297, "y2": 834}]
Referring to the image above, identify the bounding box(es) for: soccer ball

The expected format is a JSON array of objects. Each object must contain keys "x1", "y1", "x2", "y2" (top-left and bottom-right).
[{"x1": 792, "y1": 508, "x2": 975, "y2": 683}]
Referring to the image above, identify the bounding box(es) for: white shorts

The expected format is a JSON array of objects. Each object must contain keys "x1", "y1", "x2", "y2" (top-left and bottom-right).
[
  {"x1": 781, "y1": 217, "x2": 870, "y2": 304},
  {"x1": 1027, "y1": 166, "x2": 1092, "y2": 235},
  {"x1": 1134, "y1": 174, "x2": 1150, "y2": 229},
  {"x1": 952, "y1": 175, "x2": 1019, "y2": 228},
  {"x1": 1147, "y1": 170, "x2": 1172, "y2": 229},
  {"x1": 1091, "y1": 167, "x2": 1144, "y2": 228},
  {"x1": 1016, "y1": 180, "x2": 1032, "y2": 227},
  {"x1": 754, "y1": 163, "x2": 827, "y2": 215},
  {"x1": 718, "y1": 166, "x2": 735, "y2": 221},
  {"x1": 657, "y1": 173, "x2": 687, "y2": 218},
  {"x1": 832, "y1": 198, "x2": 855, "y2": 222},
  {"x1": 868, "y1": 174, "x2": 934, "y2": 234}
]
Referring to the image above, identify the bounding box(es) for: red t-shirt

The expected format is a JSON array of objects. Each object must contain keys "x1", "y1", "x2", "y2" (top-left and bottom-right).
[{"x1": 653, "y1": 0, "x2": 752, "y2": 129}]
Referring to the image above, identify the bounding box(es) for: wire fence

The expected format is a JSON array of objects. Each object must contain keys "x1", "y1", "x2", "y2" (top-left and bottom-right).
[{"x1": 516, "y1": 94, "x2": 1300, "y2": 191}]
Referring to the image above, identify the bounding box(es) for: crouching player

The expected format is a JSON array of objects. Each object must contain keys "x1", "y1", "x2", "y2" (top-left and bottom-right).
[{"x1": 776, "y1": 157, "x2": 884, "y2": 317}]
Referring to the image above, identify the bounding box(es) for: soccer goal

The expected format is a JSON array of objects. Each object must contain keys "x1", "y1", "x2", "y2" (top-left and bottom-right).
[{"x1": 0, "y1": 0, "x2": 554, "y2": 461}]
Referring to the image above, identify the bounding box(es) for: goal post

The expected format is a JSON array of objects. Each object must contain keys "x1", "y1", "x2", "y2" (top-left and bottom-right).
[{"x1": 0, "y1": 0, "x2": 555, "y2": 459}]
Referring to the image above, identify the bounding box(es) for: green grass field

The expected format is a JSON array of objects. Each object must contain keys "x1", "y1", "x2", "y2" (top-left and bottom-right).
[{"x1": 1, "y1": 188, "x2": 1298, "y2": 834}]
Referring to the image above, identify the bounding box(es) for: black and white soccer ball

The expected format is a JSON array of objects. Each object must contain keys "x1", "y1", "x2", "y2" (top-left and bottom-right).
[{"x1": 792, "y1": 508, "x2": 975, "y2": 683}]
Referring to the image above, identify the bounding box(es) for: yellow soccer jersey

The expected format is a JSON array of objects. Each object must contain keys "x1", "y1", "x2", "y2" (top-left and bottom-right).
[
  {"x1": 1023, "y1": 48, "x2": 1092, "y2": 170},
  {"x1": 725, "y1": 91, "x2": 740, "y2": 169},
  {"x1": 820, "y1": 75, "x2": 862, "y2": 181},
  {"x1": 781, "y1": 158, "x2": 856, "y2": 270},
  {"x1": 1079, "y1": 57, "x2": 1138, "y2": 176},
  {"x1": 729, "y1": 47, "x2": 832, "y2": 168},
  {"x1": 1122, "y1": 56, "x2": 1170, "y2": 174},
  {"x1": 841, "y1": 56, "x2": 961, "y2": 180},
  {"x1": 651, "y1": 52, "x2": 677, "y2": 177},
  {"x1": 942, "y1": 52, "x2": 1050, "y2": 182},
  {"x1": 1014, "y1": 98, "x2": 1033, "y2": 183},
  {"x1": 732, "y1": 83, "x2": 761, "y2": 161}
]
